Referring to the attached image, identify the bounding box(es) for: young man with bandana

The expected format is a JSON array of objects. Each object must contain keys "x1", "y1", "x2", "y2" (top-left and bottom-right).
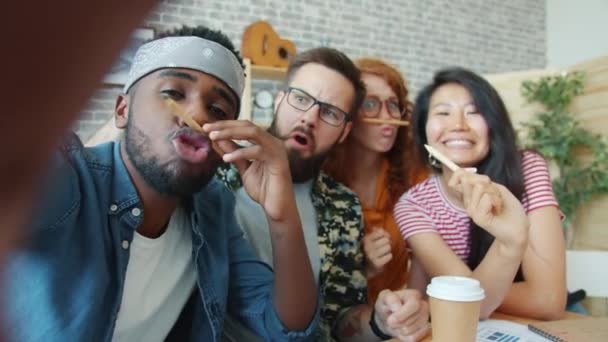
[
  {"x1": 218, "y1": 48, "x2": 429, "y2": 342},
  {"x1": 3, "y1": 30, "x2": 317, "y2": 341}
]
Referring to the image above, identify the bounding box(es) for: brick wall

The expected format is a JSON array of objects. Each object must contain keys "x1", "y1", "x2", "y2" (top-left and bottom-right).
[{"x1": 77, "y1": 0, "x2": 546, "y2": 141}]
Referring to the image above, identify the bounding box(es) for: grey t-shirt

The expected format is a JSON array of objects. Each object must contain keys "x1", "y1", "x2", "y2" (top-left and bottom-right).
[
  {"x1": 233, "y1": 180, "x2": 320, "y2": 283},
  {"x1": 223, "y1": 181, "x2": 320, "y2": 341}
]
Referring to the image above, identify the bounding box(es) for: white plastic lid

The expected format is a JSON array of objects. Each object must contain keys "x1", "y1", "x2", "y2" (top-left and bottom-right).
[{"x1": 426, "y1": 276, "x2": 485, "y2": 302}]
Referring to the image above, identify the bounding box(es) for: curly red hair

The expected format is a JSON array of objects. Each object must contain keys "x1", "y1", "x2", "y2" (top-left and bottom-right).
[{"x1": 324, "y1": 58, "x2": 427, "y2": 206}]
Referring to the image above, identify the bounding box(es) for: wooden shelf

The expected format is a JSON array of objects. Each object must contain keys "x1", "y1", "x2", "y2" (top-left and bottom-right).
[
  {"x1": 239, "y1": 58, "x2": 287, "y2": 123},
  {"x1": 251, "y1": 64, "x2": 287, "y2": 80}
]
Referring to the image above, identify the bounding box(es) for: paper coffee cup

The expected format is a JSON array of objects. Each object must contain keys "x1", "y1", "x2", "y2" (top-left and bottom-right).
[{"x1": 426, "y1": 276, "x2": 485, "y2": 342}]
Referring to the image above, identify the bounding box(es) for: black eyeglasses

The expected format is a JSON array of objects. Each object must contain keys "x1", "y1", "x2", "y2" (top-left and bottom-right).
[
  {"x1": 284, "y1": 87, "x2": 350, "y2": 126},
  {"x1": 361, "y1": 95, "x2": 406, "y2": 119}
]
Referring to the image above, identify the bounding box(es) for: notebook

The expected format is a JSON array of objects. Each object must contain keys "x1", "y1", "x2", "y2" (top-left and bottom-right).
[
  {"x1": 477, "y1": 319, "x2": 550, "y2": 341},
  {"x1": 527, "y1": 317, "x2": 608, "y2": 342}
]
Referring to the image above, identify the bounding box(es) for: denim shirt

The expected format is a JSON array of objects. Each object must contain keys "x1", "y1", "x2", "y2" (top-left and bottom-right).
[{"x1": 3, "y1": 134, "x2": 317, "y2": 342}]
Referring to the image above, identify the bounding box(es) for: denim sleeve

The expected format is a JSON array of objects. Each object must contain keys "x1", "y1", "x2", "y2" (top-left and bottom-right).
[
  {"x1": 28, "y1": 134, "x2": 82, "y2": 231},
  {"x1": 225, "y1": 213, "x2": 319, "y2": 341}
]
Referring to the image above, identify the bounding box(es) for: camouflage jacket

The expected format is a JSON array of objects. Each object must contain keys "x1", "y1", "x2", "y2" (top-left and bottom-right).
[{"x1": 216, "y1": 164, "x2": 367, "y2": 341}]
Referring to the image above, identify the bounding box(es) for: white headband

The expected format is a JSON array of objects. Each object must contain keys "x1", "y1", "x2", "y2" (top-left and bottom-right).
[{"x1": 123, "y1": 36, "x2": 244, "y2": 104}]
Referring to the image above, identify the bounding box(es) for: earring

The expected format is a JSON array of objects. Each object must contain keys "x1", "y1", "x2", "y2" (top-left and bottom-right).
[{"x1": 428, "y1": 154, "x2": 441, "y2": 169}]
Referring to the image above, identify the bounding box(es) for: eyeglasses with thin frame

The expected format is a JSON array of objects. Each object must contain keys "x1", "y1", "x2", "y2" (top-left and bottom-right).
[
  {"x1": 284, "y1": 87, "x2": 350, "y2": 127},
  {"x1": 360, "y1": 95, "x2": 406, "y2": 119}
]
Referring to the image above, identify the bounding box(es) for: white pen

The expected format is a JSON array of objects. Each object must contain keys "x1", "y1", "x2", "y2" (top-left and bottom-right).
[{"x1": 424, "y1": 144, "x2": 461, "y2": 172}]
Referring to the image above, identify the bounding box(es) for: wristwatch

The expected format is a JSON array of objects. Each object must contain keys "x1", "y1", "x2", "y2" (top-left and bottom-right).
[{"x1": 369, "y1": 308, "x2": 392, "y2": 340}]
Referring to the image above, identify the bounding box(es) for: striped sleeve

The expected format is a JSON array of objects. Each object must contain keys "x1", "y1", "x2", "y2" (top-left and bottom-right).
[
  {"x1": 520, "y1": 151, "x2": 560, "y2": 213},
  {"x1": 394, "y1": 193, "x2": 438, "y2": 240}
]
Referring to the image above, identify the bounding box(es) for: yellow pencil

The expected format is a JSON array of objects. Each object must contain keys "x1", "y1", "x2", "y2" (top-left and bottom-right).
[
  {"x1": 164, "y1": 97, "x2": 225, "y2": 155},
  {"x1": 361, "y1": 118, "x2": 409, "y2": 126},
  {"x1": 164, "y1": 97, "x2": 203, "y2": 132}
]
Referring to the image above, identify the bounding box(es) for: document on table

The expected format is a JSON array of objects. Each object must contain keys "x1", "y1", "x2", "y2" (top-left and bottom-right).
[{"x1": 477, "y1": 320, "x2": 549, "y2": 342}]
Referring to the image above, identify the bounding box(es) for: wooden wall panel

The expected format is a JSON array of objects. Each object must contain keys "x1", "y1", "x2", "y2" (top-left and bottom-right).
[{"x1": 484, "y1": 55, "x2": 608, "y2": 251}]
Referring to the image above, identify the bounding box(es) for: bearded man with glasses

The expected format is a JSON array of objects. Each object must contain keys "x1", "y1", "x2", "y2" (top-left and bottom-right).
[{"x1": 219, "y1": 48, "x2": 428, "y2": 342}]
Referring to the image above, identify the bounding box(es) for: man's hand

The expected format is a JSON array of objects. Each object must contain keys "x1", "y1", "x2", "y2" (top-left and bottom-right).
[
  {"x1": 374, "y1": 289, "x2": 430, "y2": 342},
  {"x1": 363, "y1": 228, "x2": 393, "y2": 277},
  {"x1": 205, "y1": 120, "x2": 316, "y2": 331},
  {"x1": 204, "y1": 120, "x2": 293, "y2": 221}
]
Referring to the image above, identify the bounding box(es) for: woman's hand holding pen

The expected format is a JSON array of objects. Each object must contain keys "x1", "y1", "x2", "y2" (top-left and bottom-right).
[{"x1": 449, "y1": 170, "x2": 529, "y2": 258}]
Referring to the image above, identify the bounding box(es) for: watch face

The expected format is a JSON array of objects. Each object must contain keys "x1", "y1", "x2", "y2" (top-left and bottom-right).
[{"x1": 255, "y1": 90, "x2": 274, "y2": 109}]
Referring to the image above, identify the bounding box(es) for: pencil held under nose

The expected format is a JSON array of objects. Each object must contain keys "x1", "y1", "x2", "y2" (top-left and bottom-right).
[
  {"x1": 362, "y1": 118, "x2": 409, "y2": 126},
  {"x1": 164, "y1": 97, "x2": 224, "y2": 156}
]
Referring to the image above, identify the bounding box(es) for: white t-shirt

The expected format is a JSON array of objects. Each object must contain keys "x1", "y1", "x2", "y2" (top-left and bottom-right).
[
  {"x1": 394, "y1": 151, "x2": 560, "y2": 261},
  {"x1": 112, "y1": 207, "x2": 196, "y2": 342}
]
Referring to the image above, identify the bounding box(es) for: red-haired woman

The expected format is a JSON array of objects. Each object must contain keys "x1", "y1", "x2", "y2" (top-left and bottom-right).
[{"x1": 324, "y1": 58, "x2": 428, "y2": 305}]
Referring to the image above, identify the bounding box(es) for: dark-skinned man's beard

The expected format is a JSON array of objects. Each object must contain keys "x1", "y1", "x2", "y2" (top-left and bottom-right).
[
  {"x1": 268, "y1": 119, "x2": 339, "y2": 183},
  {"x1": 124, "y1": 108, "x2": 220, "y2": 198}
]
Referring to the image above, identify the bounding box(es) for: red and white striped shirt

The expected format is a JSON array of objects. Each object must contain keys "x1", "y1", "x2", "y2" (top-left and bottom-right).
[{"x1": 394, "y1": 151, "x2": 560, "y2": 261}]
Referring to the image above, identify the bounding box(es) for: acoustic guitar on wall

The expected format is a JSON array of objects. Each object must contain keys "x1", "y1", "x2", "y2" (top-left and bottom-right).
[{"x1": 241, "y1": 21, "x2": 296, "y2": 68}]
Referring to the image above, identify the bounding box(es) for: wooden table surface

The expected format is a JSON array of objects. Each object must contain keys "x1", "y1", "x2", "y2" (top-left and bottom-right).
[{"x1": 389, "y1": 311, "x2": 585, "y2": 342}]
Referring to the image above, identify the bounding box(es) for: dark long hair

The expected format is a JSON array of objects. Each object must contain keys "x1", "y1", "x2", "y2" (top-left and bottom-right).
[{"x1": 412, "y1": 67, "x2": 524, "y2": 281}]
